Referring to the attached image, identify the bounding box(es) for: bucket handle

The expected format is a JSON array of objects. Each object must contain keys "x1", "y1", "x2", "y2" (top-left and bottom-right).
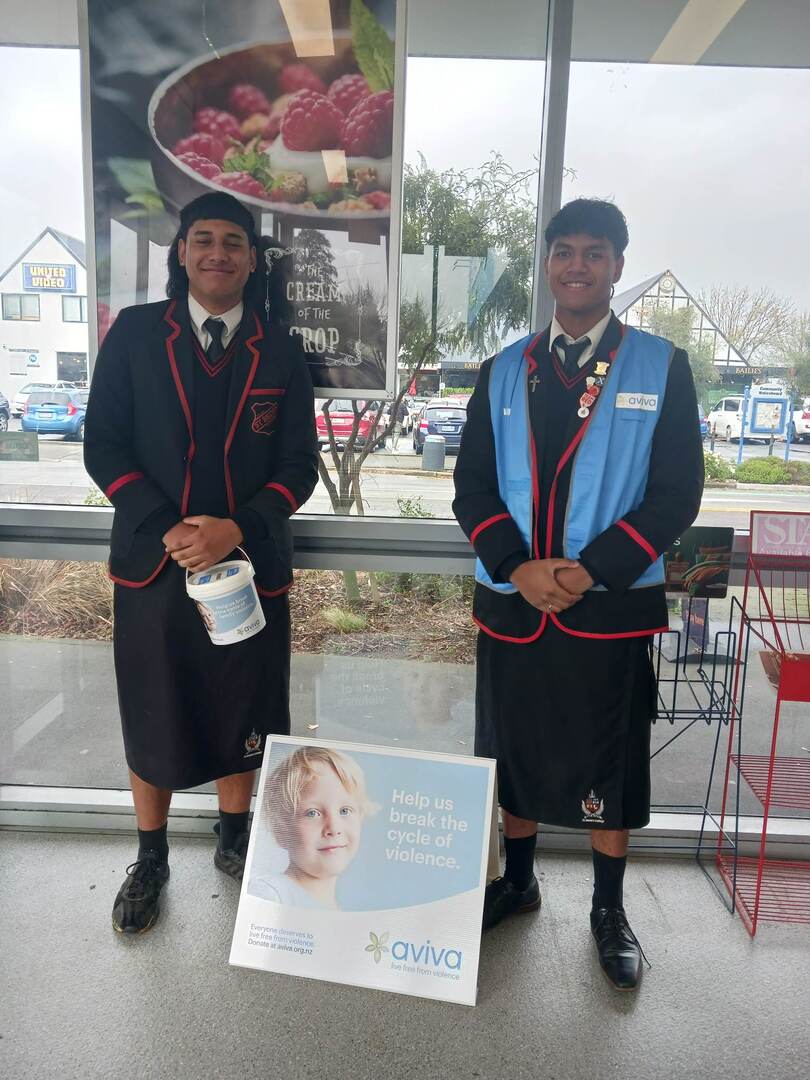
[{"x1": 186, "y1": 546, "x2": 255, "y2": 583}]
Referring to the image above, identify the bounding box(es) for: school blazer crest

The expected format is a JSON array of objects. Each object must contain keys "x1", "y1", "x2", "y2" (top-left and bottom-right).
[{"x1": 83, "y1": 298, "x2": 318, "y2": 594}]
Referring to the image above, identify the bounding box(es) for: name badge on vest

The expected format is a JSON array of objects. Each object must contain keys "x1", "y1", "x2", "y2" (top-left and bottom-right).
[{"x1": 615, "y1": 392, "x2": 659, "y2": 411}]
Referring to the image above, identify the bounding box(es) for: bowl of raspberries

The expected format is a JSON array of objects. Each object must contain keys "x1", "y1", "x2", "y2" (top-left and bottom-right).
[{"x1": 149, "y1": 31, "x2": 395, "y2": 223}]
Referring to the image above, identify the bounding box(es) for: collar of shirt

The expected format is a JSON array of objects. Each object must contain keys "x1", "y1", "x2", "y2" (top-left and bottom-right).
[
  {"x1": 550, "y1": 309, "x2": 613, "y2": 368},
  {"x1": 187, "y1": 293, "x2": 244, "y2": 350}
]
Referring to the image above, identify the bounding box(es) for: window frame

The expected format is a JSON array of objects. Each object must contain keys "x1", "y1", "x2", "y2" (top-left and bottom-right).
[
  {"x1": 61, "y1": 294, "x2": 88, "y2": 323},
  {"x1": 2, "y1": 292, "x2": 41, "y2": 321}
]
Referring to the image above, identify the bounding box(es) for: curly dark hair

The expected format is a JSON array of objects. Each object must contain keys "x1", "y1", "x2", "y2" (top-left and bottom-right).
[
  {"x1": 544, "y1": 198, "x2": 629, "y2": 257},
  {"x1": 165, "y1": 192, "x2": 292, "y2": 325}
]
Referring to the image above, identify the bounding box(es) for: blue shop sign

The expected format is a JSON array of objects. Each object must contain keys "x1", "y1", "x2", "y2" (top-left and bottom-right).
[{"x1": 23, "y1": 262, "x2": 76, "y2": 292}]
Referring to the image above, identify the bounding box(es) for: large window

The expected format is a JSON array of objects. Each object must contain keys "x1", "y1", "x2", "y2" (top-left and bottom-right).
[{"x1": 2, "y1": 293, "x2": 40, "y2": 321}]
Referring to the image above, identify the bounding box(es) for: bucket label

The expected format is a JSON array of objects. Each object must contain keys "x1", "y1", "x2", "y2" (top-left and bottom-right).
[
  {"x1": 194, "y1": 582, "x2": 262, "y2": 639},
  {"x1": 196, "y1": 566, "x2": 241, "y2": 586}
]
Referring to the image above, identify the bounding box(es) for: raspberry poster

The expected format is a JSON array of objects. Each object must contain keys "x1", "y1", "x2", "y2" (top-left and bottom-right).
[{"x1": 82, "y1": 0, "x2": 405, "y2": 396}]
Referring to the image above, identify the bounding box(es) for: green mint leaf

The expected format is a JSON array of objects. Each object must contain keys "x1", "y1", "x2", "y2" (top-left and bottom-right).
[
  {"x1": 351, "y1": 0, "x2": 395, "y2": 92},
  {"x1": 108, "y1": 158, "x2": 161, "y2": 199},
  {"x1": 223, "y1": 145, "x2": 275, "y2": 190}
]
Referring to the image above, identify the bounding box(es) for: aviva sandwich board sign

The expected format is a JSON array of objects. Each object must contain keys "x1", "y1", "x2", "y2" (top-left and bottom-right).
[
  {"x1": 230, "y1": 735, "x2": 496, "y2": 1005},
  {"x1": 23, "y1": 263, "x2": 76, "y2": 292}
]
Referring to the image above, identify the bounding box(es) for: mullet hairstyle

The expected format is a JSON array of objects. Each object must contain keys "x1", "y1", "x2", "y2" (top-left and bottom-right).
[
  {"x1": 263, "y1": 746, "x2": 378, "y2": 848},
  {"x1": 544, "y1": 198, "x2": 629, "y2": 258}
]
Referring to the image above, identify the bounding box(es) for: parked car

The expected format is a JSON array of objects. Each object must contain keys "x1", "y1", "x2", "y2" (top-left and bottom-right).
[
  {"x1": 21, "y1": 389, "x2": 87, "y2": 441},
  {"x1": 0, "y1": 391, "x2": 10, "y2": 432},
  {"x1": 789, "y1": 397, "x2": 810, "y2": 443},
  {"x1": 413, "y1": 399, "x2": 468, "y2": 455},
  {"x1": 315, "y1": 398, "x2": 386, "y2": 450},
  {"x1": 13, "y1": 381, "x2": 78, "y2": 417}
]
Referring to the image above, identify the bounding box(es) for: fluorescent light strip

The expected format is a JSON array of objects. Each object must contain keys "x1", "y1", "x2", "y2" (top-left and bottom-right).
[
  {"x1": 279, "y1": 0, "x2": 336, "y2": 58},
  {"x1": 651, "y1": 0, "x2": 748, "y2": 65}
]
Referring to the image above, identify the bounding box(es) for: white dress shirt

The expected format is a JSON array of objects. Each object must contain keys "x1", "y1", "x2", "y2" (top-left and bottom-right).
[
  {"x1": 187, "y1": 293, "x2": 244, "y2": 351},
  {"x1": 550, "y1": 309, "x2": 613, "y2": 369}
]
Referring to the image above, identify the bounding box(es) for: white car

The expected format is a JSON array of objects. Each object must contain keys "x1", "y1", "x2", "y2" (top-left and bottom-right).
[
  {"x1": 13, "y1": 381, "x2": 78, "y2": 417},
  {"x1": 790, "y1": 397, "x2": 810, "y2": 443}
]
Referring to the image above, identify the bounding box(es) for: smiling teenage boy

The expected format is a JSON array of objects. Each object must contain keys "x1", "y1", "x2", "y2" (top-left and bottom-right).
[
  {"x1": 453, "y1": 199, "x2": 704, "y2": 990},
  {"x1": 84, "y1": 192, "x2": 318, "y2": 934}
]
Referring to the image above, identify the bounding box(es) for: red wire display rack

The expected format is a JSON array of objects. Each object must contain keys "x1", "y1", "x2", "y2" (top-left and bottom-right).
[{"x1": 716, "y1": 510, "x2": 810, "y2": 936}]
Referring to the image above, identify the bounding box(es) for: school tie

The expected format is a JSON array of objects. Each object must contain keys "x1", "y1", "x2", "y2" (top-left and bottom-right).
[
  {"x1": 203, "y1": 317, "x2": 226, "y2": 366},
  {"x1": 555, "y1": 335, "x2": 590, "y2": 377}
]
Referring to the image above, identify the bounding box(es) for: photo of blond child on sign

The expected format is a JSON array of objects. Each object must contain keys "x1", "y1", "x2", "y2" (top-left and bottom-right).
[{"x1": 249, "y1": 746, "x2": 378, "y2": 910}]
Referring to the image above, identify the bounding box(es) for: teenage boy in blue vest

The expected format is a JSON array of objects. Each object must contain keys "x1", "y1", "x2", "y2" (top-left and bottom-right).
[{"x1": 453, "y1": 199, "x2": 703, "y2": 990}]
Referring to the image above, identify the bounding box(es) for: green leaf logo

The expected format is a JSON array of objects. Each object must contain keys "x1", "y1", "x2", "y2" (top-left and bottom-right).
[
  {"x1": 365, "y1": 930, "x2": 390, "y2": 963},
  {"x1": 351, "y1": 0, "x2": 395, "y2": 92}
]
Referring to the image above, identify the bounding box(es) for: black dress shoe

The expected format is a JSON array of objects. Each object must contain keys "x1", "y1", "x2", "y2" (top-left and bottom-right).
[
  {"x1": 111, "y1": 851, "x2": 170, "y2": 934},
  {"x1": 590, "y1": 907, "x2": 646, "y2": 990},
  {"x1": 482, "y1": 875, "x2": 541, "y2": 931},
  {"x1": 214, "y1": 830, "x2": 250, "y2": 881}
]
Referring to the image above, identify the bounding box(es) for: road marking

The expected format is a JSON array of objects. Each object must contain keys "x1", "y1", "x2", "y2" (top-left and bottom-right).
[{"x1": 12, "y1": 693, "x2": 64, "y2": 753}]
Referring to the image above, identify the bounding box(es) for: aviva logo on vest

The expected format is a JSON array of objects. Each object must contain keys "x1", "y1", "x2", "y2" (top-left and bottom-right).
[{"x1": 615, "y1": 392, "x2": 659, "y2": 411}]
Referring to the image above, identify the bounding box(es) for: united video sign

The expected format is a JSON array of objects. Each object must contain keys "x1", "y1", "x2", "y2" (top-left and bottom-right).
[{"x1": 23, "y1": 263, "x2": 76, "y2": 292}]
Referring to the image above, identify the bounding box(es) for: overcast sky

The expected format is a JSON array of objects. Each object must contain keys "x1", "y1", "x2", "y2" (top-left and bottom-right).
[{"x1": 1, "y1": 47, "x2": 808, "y2": 311}]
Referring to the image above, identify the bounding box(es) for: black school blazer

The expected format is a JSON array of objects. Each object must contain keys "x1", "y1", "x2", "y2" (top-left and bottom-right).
[{"x1": 84, "y1": 297, "x2": 319, "y2": 594}]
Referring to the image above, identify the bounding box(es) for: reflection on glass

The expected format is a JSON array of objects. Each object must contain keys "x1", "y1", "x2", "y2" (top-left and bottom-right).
[{"x1": 0, "y1": 563, "x2": 476, "y2": 788}]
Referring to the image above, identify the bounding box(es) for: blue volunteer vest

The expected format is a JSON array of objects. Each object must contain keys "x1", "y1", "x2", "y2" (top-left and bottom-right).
[{"x1": 476, "y1": 326, "x2": 673, "y2": 594}]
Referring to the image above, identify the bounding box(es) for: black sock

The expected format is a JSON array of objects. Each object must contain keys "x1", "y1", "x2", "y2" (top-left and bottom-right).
[
  {"x1": 503, "y1": 833, "x2": 537, "y2": 890},
  {"x1": 137, "y1": 824, "x2": 168, "y2": 863},
  {"x1": 591, "y1": 848, "x2": 626, "y2": 911},
  {"x1": 218, "y1": 809, "x2": 250, "y2": 851}
]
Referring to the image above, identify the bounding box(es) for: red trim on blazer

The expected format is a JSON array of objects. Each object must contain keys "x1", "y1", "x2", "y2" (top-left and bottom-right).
[
  {"x1": 109, "y1": 552, "x2": 170, "y2": 589},
  {"x1": 265, "y1": 482, "x2": 298, "y2": 513},
  {"x1": 545, "y1": 419, "x2": 591, "y2": 557},
  {"x1": 474, "y1": 612, "x2": 546, "y2": 644},
  {"x1": 616, "y1": 519, "x2": 658, "y2": 562},
  {"x1": 164, "y1": 301, "x2": 195, "y2": 515},
  {"x1": 550, "y1": 614, "x2": 668, "y2": 640},
  {"x1": 191, "y1": 335, "x2": 237, "y2": 378},
  {"x1": 105, "y1": 471, "x2": 144, "y2": 498},
  {"x1": 544, "y1": 326, "x2": 626, "y2": 560},
  {"x1": 256, "y1": 580, "x2": 293, "y2": 598},
  {"x1": 470, "y1": 512, "x2": 510, "y2": 545},
  {"x1": 552, "y1": 352, "x2": 591, "y2": 390},
  {"x1": 248, "y1": 387, "x2": 285, "y2": 396},
  {"x1": 224, "y1": 312, "x2": 264, "y2": 515}
]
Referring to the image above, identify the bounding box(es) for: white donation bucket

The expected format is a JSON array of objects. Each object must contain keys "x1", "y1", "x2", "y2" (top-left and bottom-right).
[{"x1": 186, "y1": 548, "x2": 265, "y2": 646}]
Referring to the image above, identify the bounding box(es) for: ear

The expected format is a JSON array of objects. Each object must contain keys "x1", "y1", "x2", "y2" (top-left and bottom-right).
[
  {"x1": 249, "y1": 245, "x2": 257, "y2": 273},
  {"x1": 613, "y1": 254, "x2": 625, "y2": 285},
  {"x1": 178, "y1": 238, "x2": 186, "y2": 267},
  {"x1": 543, "y1": 254, "x2": 550, "y2": 279}
]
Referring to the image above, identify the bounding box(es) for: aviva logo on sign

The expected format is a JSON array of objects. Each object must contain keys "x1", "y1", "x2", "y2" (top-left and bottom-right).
[
  {"x1": 366, "y1": 930, "x2": 463, "y2": 971},
  {"x1": 365, "y1": 930, "x2": 390, "y2": 963}
]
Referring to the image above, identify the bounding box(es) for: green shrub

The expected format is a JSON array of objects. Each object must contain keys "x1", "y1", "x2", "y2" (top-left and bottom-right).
[
  {"x1": 322, "y1": 607, "x2": 368, "y2": 633},
  {"x1": 703, "y1": 452, "x2": 734, "y2": 482},
  {"x1": 83, "y1": 486, "x2": 111, "y2": 506},
  {"x1": 786, "y1": 459, "x2": 810, "y2": 485},
  {"x1": 734, "y1": 457, "x2": 791, "y2": 484},
  {"x1": 396, "y1": 496, "x2": 434, "y2": 518}
]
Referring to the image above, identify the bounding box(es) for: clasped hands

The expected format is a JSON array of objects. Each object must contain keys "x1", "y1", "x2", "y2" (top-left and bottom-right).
[
  {"x1": 162, "y1": 515, "x2": 244, "y2": 574},
  {"x1": 509, "y1": 559, "x2": 594, "y2": 614}
]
